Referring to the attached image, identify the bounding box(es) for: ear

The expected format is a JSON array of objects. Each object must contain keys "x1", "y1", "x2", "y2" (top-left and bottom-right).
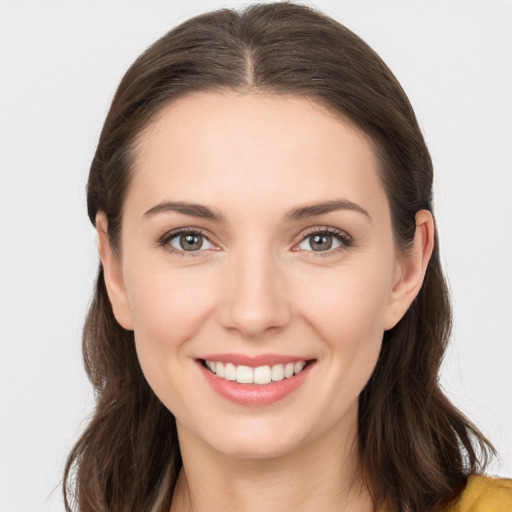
[
  {"x1": 96, "y1": 212, "x2": 134, "y2": 330},
  {"x1": 384, "y1": 209, "x2": 435, "y2": 330}
]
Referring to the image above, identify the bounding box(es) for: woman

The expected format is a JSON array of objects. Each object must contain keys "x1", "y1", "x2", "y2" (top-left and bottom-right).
[{"x1": 63, "y1": 3, "x2": 512, "y2": 511}]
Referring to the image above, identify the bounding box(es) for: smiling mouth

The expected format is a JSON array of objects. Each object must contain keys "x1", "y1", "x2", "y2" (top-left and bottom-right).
[{"x1": 200, "y1": 359, "x2": 314, "y2": 385}]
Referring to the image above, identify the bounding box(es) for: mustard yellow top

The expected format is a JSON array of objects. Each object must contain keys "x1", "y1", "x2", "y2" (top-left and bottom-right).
[
  {"x1": 381, "y1": 475, "x2": 512, "y2": 512},
  {"x1": 443, "y1": 475, "x2": 512, "y2": 512}
]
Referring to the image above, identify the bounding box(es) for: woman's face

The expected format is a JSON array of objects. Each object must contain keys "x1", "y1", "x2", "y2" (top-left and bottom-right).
[{"x1": 101, "y1": 92, "x2": 423, "y2": 459}]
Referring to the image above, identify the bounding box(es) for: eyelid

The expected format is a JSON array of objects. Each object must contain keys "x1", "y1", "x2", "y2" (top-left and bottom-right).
[
  {"x1": 156, "y1": 225, "x2": 353, "y2": 257},
  {"x1": 156, "y1": 227, "x2": 220, "y2": 256},
  {"x1": 293, "y1": 226, "x2": 354, "y2": 256}
]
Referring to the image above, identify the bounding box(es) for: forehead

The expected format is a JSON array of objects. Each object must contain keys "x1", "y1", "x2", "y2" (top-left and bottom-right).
[{"x1": 128, "y1": 92, "x2": 387, "y2": 221}]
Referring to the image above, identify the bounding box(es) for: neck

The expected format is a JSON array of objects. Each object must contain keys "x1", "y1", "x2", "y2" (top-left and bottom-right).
[{"x1": 169, "y1": 416, "x2": 373, "y2": 512}]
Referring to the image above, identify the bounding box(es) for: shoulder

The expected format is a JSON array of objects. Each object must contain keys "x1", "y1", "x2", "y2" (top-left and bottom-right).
[{"x1": 443, "y1": 475, "x2": 512, "y2": 512}]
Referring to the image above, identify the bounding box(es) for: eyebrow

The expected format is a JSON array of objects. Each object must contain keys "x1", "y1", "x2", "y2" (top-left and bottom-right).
[
  {"x1": 143, "y1": 199, "x2": 371, "y2": 223},
  {"x1": 144, "y1": 201, "x2": 225, "y2": 222},
  {"x1": 283, "y1": 199, "x2": 371, "y2": 223}
]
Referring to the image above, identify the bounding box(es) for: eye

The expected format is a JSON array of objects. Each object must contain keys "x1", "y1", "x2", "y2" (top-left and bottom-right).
[
  {"x1": 296, "y1": 228, "x2": 352, "y2": 254},
  {"x1": 160, "y1": 229, "x2": 215, "y2": 254}
]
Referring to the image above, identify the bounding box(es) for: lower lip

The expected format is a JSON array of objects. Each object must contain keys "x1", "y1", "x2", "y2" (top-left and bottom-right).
[{"x1": 198, "y1": 361, "x2": 315, "y2": 407}]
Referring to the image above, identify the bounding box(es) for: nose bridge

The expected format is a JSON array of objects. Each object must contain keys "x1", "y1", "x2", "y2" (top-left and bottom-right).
[{"x1": 219, "y1": 238, "x2": 291, "y2": 337}]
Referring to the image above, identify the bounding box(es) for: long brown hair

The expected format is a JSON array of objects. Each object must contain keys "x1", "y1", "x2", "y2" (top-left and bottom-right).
[{"x1": 64, "y1": 3, "x2": 495, "y2": 511}]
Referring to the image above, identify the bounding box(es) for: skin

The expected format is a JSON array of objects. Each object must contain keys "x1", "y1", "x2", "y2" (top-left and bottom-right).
[{"x1": 97, "y1": 92, "x2": 434, "y2": 512}]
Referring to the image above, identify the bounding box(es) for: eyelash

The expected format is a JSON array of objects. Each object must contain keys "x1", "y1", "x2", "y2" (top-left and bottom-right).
[
  {"x1": 297, "y1": 226, "x2": 353, "y2": 257},
  {"x1": 156, "y1": 228, "x2": 216, "y2": 258},
  {"x1": 156, "y1": 226, "x2": 353, "y2": 258}
]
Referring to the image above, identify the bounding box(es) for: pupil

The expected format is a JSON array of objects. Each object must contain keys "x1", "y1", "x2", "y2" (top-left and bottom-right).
[
  {"x1": 312, "y1": 234, "x2": 332, "y2": 251},
  {"x1": 181, "y1": 234, "x2": 202, "y2": 251}
]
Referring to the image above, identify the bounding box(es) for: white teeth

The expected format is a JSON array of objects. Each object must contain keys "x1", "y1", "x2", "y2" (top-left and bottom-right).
[
  {"x1": 215, "y1": 362, "x2": 225, "y2": 378},
  {"x1": 236, "y1": 365, "x2": 253, "y2": 384},
  {"x1": 253, "y1": 366, "x2": 272, "y2": 385},
  {"x1": 224, "y1": 362, "x2": 236, "y2": 381},
  {"x1": 294, "y1": 361, "x2": 305, "y2": 374},
  {"x1": 284, "y1": 362, "x2": 295, "y2": 378},
  {"x1": 205, "y1": 359, "x2": 309, "y2": 385},
  {"x1": 271, "y1": 364, "x2": 285, "y2": 382}
]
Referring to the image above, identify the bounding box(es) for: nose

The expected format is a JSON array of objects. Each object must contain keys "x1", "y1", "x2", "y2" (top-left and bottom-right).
[{"x1": 218, "y1": 246, "x2": 292, "y2": 338}]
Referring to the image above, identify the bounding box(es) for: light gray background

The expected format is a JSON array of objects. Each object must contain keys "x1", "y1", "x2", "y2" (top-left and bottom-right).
[{"x1": 1, "y1": 1, "x2": 511, "y2": 510}]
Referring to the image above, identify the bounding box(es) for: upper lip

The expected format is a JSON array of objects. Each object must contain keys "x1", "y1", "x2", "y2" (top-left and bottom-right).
[{"x1": 199, "y1": 353, "x2": 315, "y2": 367}]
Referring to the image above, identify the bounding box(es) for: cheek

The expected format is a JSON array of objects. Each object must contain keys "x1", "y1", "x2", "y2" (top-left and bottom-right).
[
  {"x1": 127, "y1": 265, "x2": 216, "y2": 344},
  {"x1": 124, "y1": 264, "x2": 219, "y2": 404},
  {"x1": 299, "y1": 259, "x2": 394, "y2": 348},
  {"x1": 296, "y1": 257, "x2": 394, "y2": 402},
  {"x1": 296, "y1": 261, "x2": 393, "y2": 414}
]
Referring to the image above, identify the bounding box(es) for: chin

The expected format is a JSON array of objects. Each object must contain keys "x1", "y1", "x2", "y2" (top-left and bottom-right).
[
  {"x1": 190, "y1": 418, "x2": 307, "y2": 461},
  {"x1": 215, "y1": 437, "x2": 300, "y2": 460}
]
